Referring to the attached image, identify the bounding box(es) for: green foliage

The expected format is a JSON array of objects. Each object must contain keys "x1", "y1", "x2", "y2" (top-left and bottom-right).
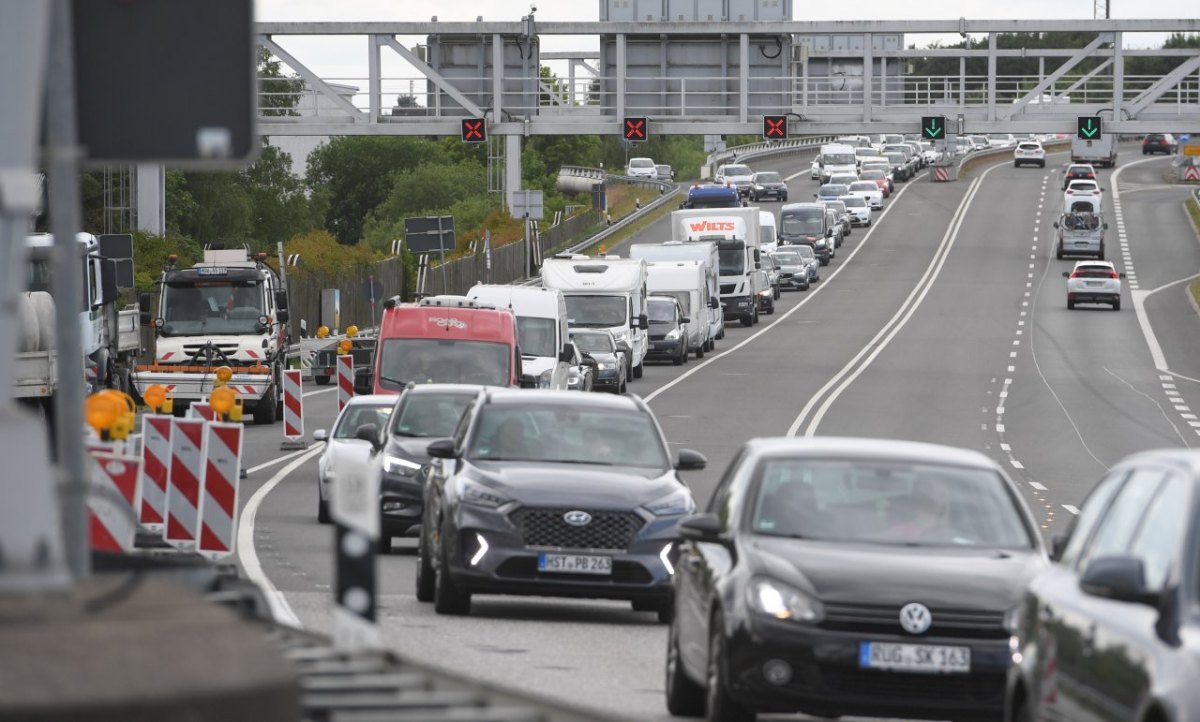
[
  {"x1": 258, "y1": 46, "x2": 303, "y2": 118},
  {"x1": 130, "y1": 231, "x2": 204, "y2": 294},
  {"x1": 164, "y1": 170, "x2": 197, "y2": 236},
  {"x1": 284, "y1": 229, "x2": 379, "y2": 275},
  {"x1": 375, "y1": 160, "x2": 488, "y2": 222},
  {"x1": 307, "y1": 136, "x2": 448, "y2": 245},
  {"x1": 241, "y1": 143, "x2": 317, "y2": 246},
  {"x1": 598, "y1": 135, "x2": 709, "y2": 180}
]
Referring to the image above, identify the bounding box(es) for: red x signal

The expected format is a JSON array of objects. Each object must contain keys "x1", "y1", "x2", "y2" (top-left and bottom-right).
[
  {"x1": 623, "y1": 116, "x2": 648, "y2": 142},
  {"x1": 763, "y1": 115, "x2": 788, "y2": 140},
  {"x1": 460, "y1": 118, "x2": 486, "y2": 143}
]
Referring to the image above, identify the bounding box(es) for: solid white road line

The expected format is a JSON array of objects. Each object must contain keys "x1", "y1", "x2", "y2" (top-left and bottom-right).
[
  {"x1": 245, "y1": 443, "x2": 325, "y2": 476},
  {"x1": 237, "y1": 444, "x2": 324, "y2": 628},
  {"x1": 790, "y1": 171, "x2": 990, "y2": 437},
  {"x1": 643, "y1": 170, "x2": 930, "y2": 404},
  {"x1": 303, "y1": 386, "x2": 339, "y2": 397}
]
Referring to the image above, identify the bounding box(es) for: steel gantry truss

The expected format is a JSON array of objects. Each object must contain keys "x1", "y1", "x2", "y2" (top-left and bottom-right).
[{"x1": 255, "y1": 18, "x2": 1200, "y2": 138}]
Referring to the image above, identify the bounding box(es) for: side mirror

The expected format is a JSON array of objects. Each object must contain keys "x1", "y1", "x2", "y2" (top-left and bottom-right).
[
  {"x1": 1053, "y1": 222, "x2": 1059, "y2": 229},
  {"x1": 681, "y1": 316, "x2": 691, "y2": 325},
  {"x1": 581, "y1": 354, "x2": 598, "y2": 369},
  {"x1": 559, "y1": 345, "x2": 574, "y2": 363},
  {"x1": 1062, "y1": 272, "x2": 1070, "y2": 278},
  {"x1": 353, "y1": 369, "x2": 374, "y2": 395},
  {"x1": 426, "y1": 438, "x2": 459, "y2": 459},
  {"x1": 709, "y1": 297, "x2": 720, "y2": 309},
  {"x1": 675, "y1": 448, "x2": 707, "y2": 471},
  {"x1": 1120, "y1": 273, "x2": 1127, "y2": 279},
  {"x1": 1080, "y1": 555, "x2": 1160, "y2": 606},
  {"x1": 354, "y1": 423, "x2": 382, "y2": 452},
  {"x1": 826, "y1": 229, "x2": 833, "y2": 238},
  {"x1": 677, "y1": 513, "x2": 722, "y2": 542},
  {"x1": 638, "y1": 314, "x2": 649, "y2": 330},
  {"x1": 274, "y1": 289, "x2": 289, "y2": 311},
  {"x1": 1103, "y1": 223, "x2": 1109, "y2": 229},
  {"x1": 519, "y1": 374, "x2": 538, "y2": 389},
  {"x1": 313, "y1": 428, "x2": 328, "y2": 443},
  {"x1": 277, "y1": 309, "x2": 290, "y2": 324}
]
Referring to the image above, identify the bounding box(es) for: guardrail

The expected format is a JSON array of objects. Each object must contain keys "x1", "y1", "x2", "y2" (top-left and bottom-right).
[
  {"x1": 954, "y1": 137, "x2": 1073, "y2": 177},
  {"x1": 707, "y1": 135, "x2": 841, "y2": 174}
]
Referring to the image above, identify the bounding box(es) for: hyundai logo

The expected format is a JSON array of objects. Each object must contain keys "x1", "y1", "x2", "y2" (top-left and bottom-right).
[
  {"x1": 563, "y1": 510, "x2": 592, "y2": 527},
  {"x1": 899, "y1": 602, "x2": 933, "y2": 635}
]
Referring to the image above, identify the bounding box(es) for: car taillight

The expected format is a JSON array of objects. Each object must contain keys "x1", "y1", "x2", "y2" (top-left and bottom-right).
[
  {"x1": 1109, "y1": 271, "x2": 1120, "y2": 279},
  {"x1": 1070, "y1": 271, "x2": 1083, "y2": 279}
]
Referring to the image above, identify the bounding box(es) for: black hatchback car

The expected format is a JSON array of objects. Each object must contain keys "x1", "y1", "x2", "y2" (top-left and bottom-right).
[
  {"x1": 415, "y1": 389, "x2": 706, "y2": 620},
  {"x1": 1006, "y1": 448, "x2": 1200, "y2": 722},
  {"x1": 1142, "y1": 133, "x2": 1178, "y2": 155},
  {"x1": 665, "y1": 437, "x2": 1047, "y2": 722}
]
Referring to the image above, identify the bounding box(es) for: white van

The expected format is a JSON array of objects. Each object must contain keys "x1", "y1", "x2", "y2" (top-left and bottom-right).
[
  {"x1": 541, "y1": 257, "x2": 650, "y2": 379},
  {"x1": 629, "y1": 241, "x2": 723, "y2": 347},
  {"x1": 759, "y1": 211, "x2": 778, "y2": 254},
  {"x1": 645, "y1": 261, "x2": 711, "y2": 359},
  {"x1": 466, "y1": 284, "x2": 571, "y2": 389},
  {"x1": 816, "y1": 143, "x2": 858, "y2": 184}
]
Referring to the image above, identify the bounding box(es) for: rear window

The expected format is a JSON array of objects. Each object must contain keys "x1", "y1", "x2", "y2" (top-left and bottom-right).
[
  {"x1": 723, "y1": 165, "x2": 751, "y2": 176},
  {"x1": 1075, "y1": 266, "x2": 1115, "y2": 279},
  {"x1": 629, "y1": 158, "x2": 654, "y2": 168},
  {"x1": 1017, "y1": 143, "x2": 1041, "y2": 150},
  {"x1": 850, "y1": 182, "x2": 877, "y2": 192}
]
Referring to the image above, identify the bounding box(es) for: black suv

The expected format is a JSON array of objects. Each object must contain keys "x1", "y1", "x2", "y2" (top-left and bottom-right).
[{"x1": 1142, "y1": 133, "x2": 1177, "y2": 155}]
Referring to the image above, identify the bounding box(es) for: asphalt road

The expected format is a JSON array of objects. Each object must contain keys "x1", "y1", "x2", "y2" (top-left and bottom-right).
[{"x1": 229, "y1": 145, "x2": 1200, "y2": 721}]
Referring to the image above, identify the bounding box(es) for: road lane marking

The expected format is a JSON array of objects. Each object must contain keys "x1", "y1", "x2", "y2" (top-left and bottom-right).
[
  {"x1": 303, "y1": 386, "x2": 338, "y2": 397},
  {"x1": 1062, "y1": 505, "x2": 1080, "y2": 515},
  {"x1": 237, "y1": 444, "x2": 323, "y2": 628},
  {"x1": 245, "y1": 444, "x2": 324, "y2": 476}
]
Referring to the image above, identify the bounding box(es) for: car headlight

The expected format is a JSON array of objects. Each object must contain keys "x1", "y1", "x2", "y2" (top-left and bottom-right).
[
  {"x1": 613, "y1": 330, "x2": 629, "y2": 342},
  {"x1": 537, "y1": 369, "x2": 554, "y2": 389},
  {"x1": 665, "y1": 329, "x2": 681, "y2": 341},
  {"x1": 383, "y1": 454, "x2": 422, "y2": 477},
  {"x1": 747, "y1": 578, "x2": 824, "y2": 623},
  {"x1": 597, "y1": 361, "x2": 615, "y2": 370},
  {"x1": 1004, "y1": 602, "x2": 1024, "y2": 634},
  {"x1": 815, "y1": 239, "x2": 827, "y2": 248},
  {"x1": 645, "y1": 488, "x2": 695, "y2": 516},
  {"x1": 459, "y1": 479, "x2": 511, "y2": 508}
]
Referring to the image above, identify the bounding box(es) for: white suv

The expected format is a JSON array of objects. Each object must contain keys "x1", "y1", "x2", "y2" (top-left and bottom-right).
[
  {"x1": 625, "y1": 157, "x2": 657, "y2": 179},
  {"x1": 1063, "y1": 260, "x2": 1124, "y2": 311},
  {"x1": 1013, "y1": 141, "x2": 1045, "y2": 168}
]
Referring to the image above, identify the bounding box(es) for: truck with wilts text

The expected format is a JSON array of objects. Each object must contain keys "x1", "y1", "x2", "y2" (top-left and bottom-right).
[{"x1": 670, "y1": 207, "x2": 765, "y2": 327}]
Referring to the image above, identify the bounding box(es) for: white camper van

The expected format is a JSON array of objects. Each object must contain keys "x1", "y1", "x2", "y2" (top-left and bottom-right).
[
  {"x1": 541, "y1": 257, "x2": 649, "y2": 379},
  {"x1": 629, "y1": 241, "x2": 723, "y2": 347},
  {"x1": 645, "y1": 260, "x2": 711, "y2": 359},
  {"x1": 466, "y1": 284, "x2": 572, "y2": 390}
]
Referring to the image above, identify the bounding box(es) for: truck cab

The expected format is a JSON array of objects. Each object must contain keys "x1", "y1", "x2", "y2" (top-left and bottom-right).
[
  {"x1": 672, "y1": 208, "x2": 764, "y2": 328},
  {"x1": 681, "y1": 184, "x2": 742, "y2": 210},
  {"x1": 137, "y1": 248, "x2": 289, "y2": 423},
  {"x1": 371, "y1": 295, "x2": 521, "y2": 394}
]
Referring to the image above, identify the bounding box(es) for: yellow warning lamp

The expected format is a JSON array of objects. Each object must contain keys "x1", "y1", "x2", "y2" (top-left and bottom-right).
[
  {"x1": 345, "y1": 324, "x2": 359, "y2": 338},
  {"x1": 213, "y1": 365, "x2": 234, "y2": 388},
  {"x1": 316, "y1": 325, "x2": 330, "y2": 339},
  {"x1": 97, "y1": 389, "x2": 136, "y2": 440},
  {"x1": 599, "y1": 245, "x2": 607, "y2": 255},
  {"x1": 210, "y1": 387, "x2": 237, "y2": 421},
  {"x1": 230, "y1": 395, "x2": 244, "y2": 423},
  {"x1": 84, "y1": 393, "x2": 122, "y2": 441},
  {"x1": 144, "y1": 384, "x2": 168, "y2": 413},
  {"x1": 337, "y1": 339, "x2": 353, "y2": 355}
]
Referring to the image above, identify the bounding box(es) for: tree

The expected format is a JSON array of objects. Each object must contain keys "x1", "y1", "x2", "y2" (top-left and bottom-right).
[
  {"x1": 258, "y1": 46, "x2": 303, "y2": 117},
  {"x1": 241, "y1": 143, "x2": 316, "y2": 247},
  {"x1": 307, "y1": 137, "x2": 448, "y2": 244}
]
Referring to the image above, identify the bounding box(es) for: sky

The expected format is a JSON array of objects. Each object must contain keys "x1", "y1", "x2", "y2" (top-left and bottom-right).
[{"x1": 255, "y1": 1, "x2": 1197, "y2": 92}]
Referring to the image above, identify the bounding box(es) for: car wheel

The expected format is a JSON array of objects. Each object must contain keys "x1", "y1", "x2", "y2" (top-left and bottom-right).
[
  {"x1": 752, "y1": 308, "x2": 760, "y2": 325},
  {"x1": 665, "y1": 620, "x2": 706, "y2": 717},
  {"x1": 317, "y1": 496, "x2": 330, "y2": 525},
  {"x1": 1056, "y1": 244, "x2": 1064, "y2": 260},
  {"x1": 633, "y1": 362, "x2": 644, "y2": 379},
  {"x1": 695, "y1": 342, "x2": 705, "y2": 359},
  {"x1": 434, "y1": 541, "x2": 471, "y2": 616},
  {"x1": 415, "y1": 529, "x2": 436, "y2": 602},
  {"x1": 1113, "y1": 299, "x2": 1121, "y2": 311},
  {"x1": 773, "y1": 287, "x2": 780, "y2": 301},
  {"x1": 782, "y1": 194, "x2": 788, "y2": 202},
  {"x1": 673, "y1": 348, "x2": 684, "y2": 366},
  {"x1": 379, "y1": 534, "x2": 393, "y2": 555},
  {"x1": 314, "y1": 375, "x2": 331, "y2": 386},
  {"x1": 619, "y1": 378, "x2": 627, "y2": 394},
  {"x1": 740, "y1": 314, "x2": 753, "y2": 327},
  {"x1": 1067, "y1": 299, "x2": 1076, "y2": 310},
  {"x1": 706, "y1": 615, "x2": 755, "y2": 722},
  {"x1": 1098, "y1": 245, "x2": 1105, "y2": 261},
  {"x1": 253, "y1": 387, "x2": 278, "y2": 425}
]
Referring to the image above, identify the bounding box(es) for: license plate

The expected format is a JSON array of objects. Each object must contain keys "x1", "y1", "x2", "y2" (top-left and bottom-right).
[
  {"x1": 859, "y1": 642, "x2": 970, "y2": 674},
  {"x1": 1086, "y1": 281, "x2": 1103, "y2": 287},
  {"x1": 537, "y1": 553, "x2": 612, "y2": 575}
]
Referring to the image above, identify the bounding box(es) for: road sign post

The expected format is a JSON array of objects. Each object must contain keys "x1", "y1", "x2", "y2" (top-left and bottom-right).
[{"x1": 331, "y1": 433, "x2": 382, "y2": 650}]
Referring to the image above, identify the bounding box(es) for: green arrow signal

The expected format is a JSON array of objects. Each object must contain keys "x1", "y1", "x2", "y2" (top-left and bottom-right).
[
  {"x1": 926, "y1": 123, "x2": 943, "y2": 138},
  {"x1": 1082, "y1": 119, "x2": 1099, "y2": 138}
]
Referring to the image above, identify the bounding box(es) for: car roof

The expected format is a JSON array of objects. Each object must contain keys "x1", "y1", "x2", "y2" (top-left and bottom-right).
[
  {"x1": 481, "y1": 388, "x2": 645, "y2": 412},
  {"x1": 743, "y1": 437, "x2": 1002, "y2": 470},
  {"x1": 342, "y1": 394, "x2": 397, "y2": 407},
  {"x1": 404, "y1": 383, "x2": 487, "y2": 397}
]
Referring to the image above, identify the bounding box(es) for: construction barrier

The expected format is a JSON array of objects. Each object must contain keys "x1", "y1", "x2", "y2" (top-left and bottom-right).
[
  {"x1": 197, "y1": 422, "x2": 244, "y2": 560},
  {"x1": 337, "y1": 354, "x2": 354, "y2": 413},
  {"x1": 281, "y1": 369, "x2": 307, "y2": 450},
  {"x1": 190, "y1": 401, "x2": 216, "y2": 421},
  {"x1": 1184, "y1": 166, "x2": 1199, "y2": 182},
  {"x1": 139, "y1": 415, "x2": 173, "y2": 531},
  {"x1": 165, "y1": 418, "x2": 206, "y2": 550},
  {"x1": 87, "y1": 450, "x2": 142, "y2": 552}
]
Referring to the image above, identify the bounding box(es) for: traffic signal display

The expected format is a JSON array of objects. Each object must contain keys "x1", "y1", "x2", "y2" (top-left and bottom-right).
[
  {"x1": 1077, "y1": 116, "x2": 1102, "y2": 140},
  {"x1": 460, "y1": 118, "x2": 486, "y2": 143},
  {"x1": 763, "y1": 115, "x2": 788, "y2": 140},
  {"x1": 921, "y1": 116, "x2": 946, "y2": 140},
  {"x1": 623, "y1": 116, "x2": 648, "y2": 142}
]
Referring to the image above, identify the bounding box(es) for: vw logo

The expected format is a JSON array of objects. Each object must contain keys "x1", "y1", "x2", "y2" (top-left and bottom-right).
[
  {"x1": 563, "y1": 510, "x2": 592, "y2": 527},
  {"x1": 899, "y1": 602, "x2": 933, "y2": 635}
]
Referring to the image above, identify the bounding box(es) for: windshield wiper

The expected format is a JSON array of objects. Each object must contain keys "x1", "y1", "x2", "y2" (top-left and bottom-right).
[{"x1": 378, "y1": 375, "x2": 406, "y2": 387}]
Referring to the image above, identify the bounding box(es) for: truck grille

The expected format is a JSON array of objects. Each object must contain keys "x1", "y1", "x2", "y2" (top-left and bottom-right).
[
  {"x1": 719, "y1": 283, "x2": 736, "y2": 295},
  {"x1": 509, "y1": 508, "x2": 644, "y2": 552},
  {"x1": 181, "y1": 343, "x2": 241, "y2": 358}
]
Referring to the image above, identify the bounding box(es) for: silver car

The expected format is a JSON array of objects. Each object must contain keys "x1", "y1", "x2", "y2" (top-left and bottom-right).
[
  {"x1": 839, "y1": 194, "x2": 873, "y2": 226},
  {"x1": 1063, "y1": 260, "x2": 1124, "y2": 311},
  {"x1": 771, "y1": 248, "x2": 818, "y2": 290},
  {"x1": 817, "y1": 198, "x2": 853, "y2": 237},
  {"x1": 314, "y1": 394, "x2": 396, "y2": 523}
]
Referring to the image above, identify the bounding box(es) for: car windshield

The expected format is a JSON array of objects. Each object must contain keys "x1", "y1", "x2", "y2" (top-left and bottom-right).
[
  {"x1": 860, "y1": 171, "x2": 884, "y2": 180},
  {"x1": 334, "y1": 404, "x2": 393, "y2": 440},
  {"x1": 885, "y1": 154, "x2": 905, "y2": 164},
  {"x1": 841, "y1": 196, "x2": 866, "y2": 208},
  {"x1": 754, "y1": 172, "x2": 781, "y2": 183},
  {"x1": 377, "y1": 339, "x2": 510, "y2": 390},
  {"x1": 823, "y1": 153, "x2": 856, "y2": 165},
  {"x1": 818, "y1": 184, "x2": 848, "y2": 197},
  {"x1": 781, "y1": 213, "x2": 824, "y2": 235},
  {"x1": 1018, "y1": 143, "x2": 1041, "y2": 150},
  {"x1": 564, "y1": 295, "x2": 628, "y2": 328},
  {"x1": 825, "y1": 202, "x2": 846, "y2": 213},
  {"x1": 773, "y1": 252, "x2": 800, "y2": 265},
  {"x1": 654, "y1": 290, "x2": 691, "y2": 315},
  {"x1": 850, "y1": 182, "x2": 877, "y2": 192},
  {"x1": 761, "y1": 223, "x2": 777, "y2": 246},
  {"x1": 647, "y1": 300, "x2": 676, "y2": 323},
  {"x1": 571, "y1": 332, "x2": 615, "y2": 354},
  {"x1": 391, "y1": 392, "x2": 474, "y2": 438},
  {"x1": 467, "y1": 405, "x2": 670, "y2": 468},
  {"x1": 794, "y1": 246, "x2": 815, "y2": 260},
  {"x1": 629, "y1": 158, "x2": 653, "y2": 168},
  {"x1": 748, "y1": 457, "x2": 1034, "y2": 548},
  {"x1": 160, "y1": 281, "x2": 265, "y2": 336},
  {"x1": 517, "y1": 316, "x2": 557, "y2": 358},
  {"x1": 718, "y1": 246, "x2": 745, "y2": 275},
  {"x1": 723, "y1": 165, "x2": 751, "y2": 176}
]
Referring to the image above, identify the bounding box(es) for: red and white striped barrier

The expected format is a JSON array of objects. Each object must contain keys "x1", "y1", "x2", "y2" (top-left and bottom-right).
[
  {"x1": 197, "y1": 422, "x2": 243, "y2": 560},
  {"x1": 281, "y1": 369, "x2": 307, "y2": 450},
  {"x1": 337, "y1": 354, "x2": 354, "y2": 412},
  {"x1": 933, "y1": 166, "x2": 949, "y2": 182},
  {"x1": 139, "y1": 415, "x2": 173, "y2": 531},
  {"x1": 1184, "y1": 166, "x2": 1199, "y2": 182},
  {"x1": 87, "y1": 450, "x2": 142, "y2": 552},
  {"x1": 190, "y1": 401, "x2": 216, "y2": 421},
  {"x1": 165, "y1": 418, "x2": 207, "y2": 550}
]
